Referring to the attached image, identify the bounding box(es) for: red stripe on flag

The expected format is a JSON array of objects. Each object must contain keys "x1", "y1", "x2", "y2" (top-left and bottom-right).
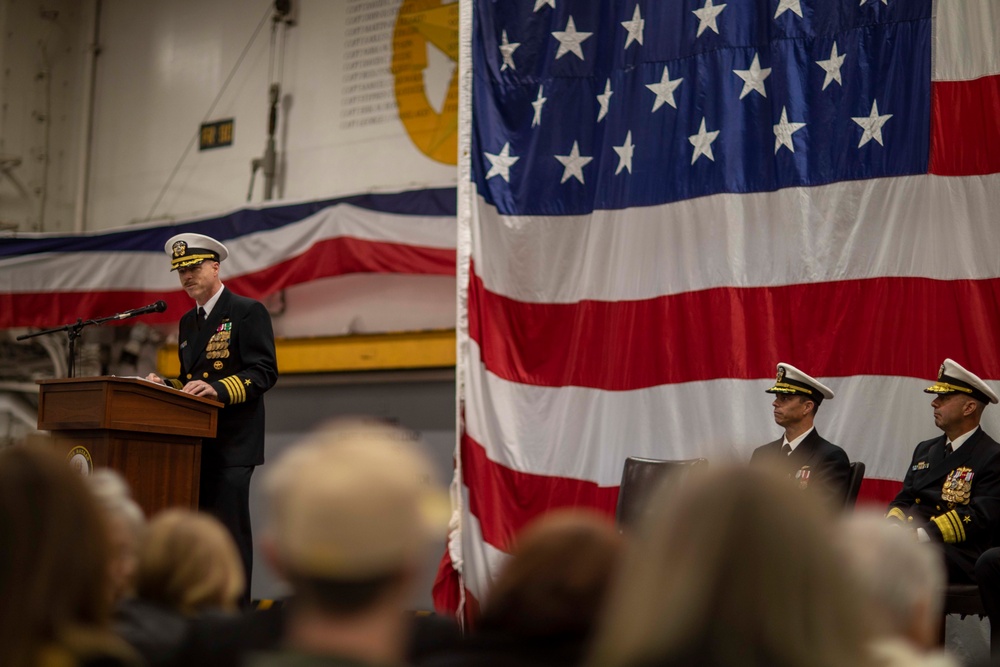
[
  {"x1": 462, "y1": 433, "x2": 903, "y2": 554},
  {"x1": 0, "y1": 237, "x2": 456, "y2": 328},
  {"x1": 462, "y1": 434, "x2": 619, "y2": 551},
  {"x1": 470, "y1": 270, "x2": 1000, "y2": 390},
  {"x1": 856, "y1": 478, "x2": 903, "y2": 508},
  {"x1": 929, "y1": 74, "x2": 1000, "y2": 176},
  {"x1": 432, "y1": 550, "x2": 481, "y2": 626},
  {"x1": 228, "y1": 236, "x2": 456, "y2": 298}
]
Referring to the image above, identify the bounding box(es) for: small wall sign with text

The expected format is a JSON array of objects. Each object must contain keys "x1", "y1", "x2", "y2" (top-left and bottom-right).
[{"x1": 199, "y1": 119, "x2": 235, "y2": 150}]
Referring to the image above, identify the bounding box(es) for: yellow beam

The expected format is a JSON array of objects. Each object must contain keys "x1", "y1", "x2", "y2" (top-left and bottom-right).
[{"x1": 157, "y1": 329, "x2": 456, "y2": 377}]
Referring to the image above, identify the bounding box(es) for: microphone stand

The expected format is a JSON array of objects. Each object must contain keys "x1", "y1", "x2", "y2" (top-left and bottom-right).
[{"x1": 17, "y1": 309, "x2": 142, "y2": 378}]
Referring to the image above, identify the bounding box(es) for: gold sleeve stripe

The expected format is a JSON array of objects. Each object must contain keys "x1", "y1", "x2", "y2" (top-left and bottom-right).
[
  {"x1": 948, "y1": 510, "x2": 967, "y2": 543},
  {"x1": 228, "y1": 376, "x2": 245, "y2": 404},
  {"x1": 167, "y1": 379, "x2": 183, "y2": 389},
  {"x1": 886, "y1": 507, "x2": 906, "y2": 522},
  {"x1": 221, "y1": 376, "x2": 245, "y2": 404},
  {"x1": 944, "y1": 511, "x2": 959, "y2": 543},
  {"x1": 219, "y1": 377, "x2": 235, "y2": 403},
  {"x1": 229, "y1": 377, "x2": 244, "y2": 403},
  {"x1": 232, "y1": 376, "x2": 247, "y2": 403},
  {"x1": 931, "y1": 514, "x2": 956, "y2": 543},
  {"x1": 932, "y1": 511, "x2": 966, "y2": 544}
]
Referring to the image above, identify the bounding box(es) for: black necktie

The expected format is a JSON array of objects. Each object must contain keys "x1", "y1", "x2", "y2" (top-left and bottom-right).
[
  {"x1": 781, "y1": 443, "x2": 792, "y2": 456},
  {"x1": 197, "y1": 307, "x2": 206, "y2": 328},
  {"x1": 944, "y1": 442, "x2": 953, "y2": 456}
]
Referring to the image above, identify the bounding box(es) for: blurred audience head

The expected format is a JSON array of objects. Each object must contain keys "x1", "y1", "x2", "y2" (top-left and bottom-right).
[
  {"x1": 589, "y1": 465, "x2": 876, "y2": 667},
  {"x1": 135, "y1": 509, "x2": 244, "y2": 615},
  {"x1": 263, "y1": 417, "x2": 449, "y2": 618},
  {"x1": 0, "y1": 445, "x2": 131, "y2": 665},
  {"x1": 480, "y1": 509, "x2": 622, "y2": 641},
  {"x1": 88, "y1": 469, "x2": 146, "y2": 602},
  {"x1": 838, "y1": 512, "x2": 944, "y2": 650}
]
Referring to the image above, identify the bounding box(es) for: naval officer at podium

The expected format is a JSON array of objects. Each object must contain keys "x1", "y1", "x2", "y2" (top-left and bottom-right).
[{"x1": 147, "y1": 233, "x2": 277, "y2": 598}]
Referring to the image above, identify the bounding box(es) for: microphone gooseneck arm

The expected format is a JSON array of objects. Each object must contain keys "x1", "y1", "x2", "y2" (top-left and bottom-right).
[{"x1": 16, "y1": 301, "x2": 169, "y2": 378}]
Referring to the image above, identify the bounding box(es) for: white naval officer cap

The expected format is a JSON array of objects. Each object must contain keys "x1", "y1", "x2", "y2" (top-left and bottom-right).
[
  {"x1": 164, "y1": 233, "x2": 229, "y2": 271},
  {"x1": 765, "y1": 362, "x2": 834, "y2": 404},
  {"x1": 924, "y1": 358, "x2": 998, "y2": 405}
]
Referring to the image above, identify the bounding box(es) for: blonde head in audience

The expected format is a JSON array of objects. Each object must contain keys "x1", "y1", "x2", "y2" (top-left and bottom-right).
[
  {"x1": 0, "y1": 445, "x2": 135, "y2": 665},
  {"x1": 481, "y1": 509, "x2": 623, "y2": 640},
  {"x1": 262, "y1": 417, "x2": 449, "y2": 613},
  {"x1": 589, "y1": 464, "x2": 877, "y2": 667},
  {"x1": 135, "y1": 509, "x2": 244, "y2": 615}
]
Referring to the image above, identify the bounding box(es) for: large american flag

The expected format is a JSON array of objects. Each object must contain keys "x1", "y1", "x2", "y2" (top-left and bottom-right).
[{"x1": 437, "y1": 0, "x2": 1000, "y2": 620}]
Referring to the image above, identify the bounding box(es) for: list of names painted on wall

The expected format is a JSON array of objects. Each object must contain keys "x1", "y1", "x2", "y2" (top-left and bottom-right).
[
  {"x1": 340, "y1": 0, "x2": 458, "y2": 165},
  {"x1": 340, "y1": 0, "x2": 402, "y2": 131}
]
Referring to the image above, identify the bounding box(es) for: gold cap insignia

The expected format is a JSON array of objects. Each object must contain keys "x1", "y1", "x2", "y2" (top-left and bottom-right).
[
  {"x1": 776, "y1": 367, "x2": 785, "y2": 383},
  {"x1": 172, "y1": 240, "x2": 188, "y2": 258},
  {"x1": 938, "y1": 363, "x2": 946, "y2": 380}
]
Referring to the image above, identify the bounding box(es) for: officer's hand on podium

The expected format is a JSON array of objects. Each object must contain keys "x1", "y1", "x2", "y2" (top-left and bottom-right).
[
  {"x1": 145, "y1": 372, "x2": 165, "y2": 385},
  {"x1": 181, "y1": 380, "x2": 218, "y2": 400}
]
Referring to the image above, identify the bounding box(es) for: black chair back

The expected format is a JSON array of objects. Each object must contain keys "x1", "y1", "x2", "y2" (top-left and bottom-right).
[
  {"x1": 844, "y1": 461, "x2": 866, "y2": 509},
  {"x1": 615, "y1": 456, "x2": 708, "y2": 528}
]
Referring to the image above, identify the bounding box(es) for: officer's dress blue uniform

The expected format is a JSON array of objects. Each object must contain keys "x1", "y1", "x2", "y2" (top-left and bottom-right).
[{"x1": 167, "y1": 286, "x2": 277, "y2": 590}]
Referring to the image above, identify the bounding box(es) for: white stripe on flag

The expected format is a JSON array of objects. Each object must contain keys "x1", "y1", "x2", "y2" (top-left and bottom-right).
[
  {"x1": 0, "y1": 203, "x2": 457, "y2": 293},
  {"x1": 473, "y1": 173, "x2": 1000, "y2": 304},
  {"x1": 932, "y1": 0, "x2": 1000, "y2": 81},
  {"x1": 465, "y1": 339, "x2": 1000, "y2": 485},
  {"x1": 459, "y1": 484, "x2": 509, "y2": 604}
]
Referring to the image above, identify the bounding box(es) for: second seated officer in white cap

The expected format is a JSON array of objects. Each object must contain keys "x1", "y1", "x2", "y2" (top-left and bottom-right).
[
  {"x1": 750, "y1": 363, "x2": 851, "y2": 505},
  {"x1": 886, "y1": 359, "x2": 1000, "y2": 590},
  {"x1": 146, "y1": 233, "x2": 278, "y2": 601}
]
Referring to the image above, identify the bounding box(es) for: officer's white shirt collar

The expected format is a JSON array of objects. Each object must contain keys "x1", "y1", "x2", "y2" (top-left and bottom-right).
[
  {"x1": 199, "y1": 284, "x2": 225, "y2": 318},
  {"x1": 948, "y1": 425, "x2": 979, "y2": 453},
  {"x1": 783, "y1": 426, "x2": 815, "y2": 452}
]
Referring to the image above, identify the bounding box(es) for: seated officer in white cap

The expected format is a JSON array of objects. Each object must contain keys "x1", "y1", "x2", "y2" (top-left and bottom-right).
[
  {"x1": 750, "y1": 363, "x2": 850, "y2": 506},
  {"x1": 886, "y1": 359, "x2": 1000, "y2": 590},
  {"x1": 146, "y1": 233, "x2": 277, "y2": 601}
]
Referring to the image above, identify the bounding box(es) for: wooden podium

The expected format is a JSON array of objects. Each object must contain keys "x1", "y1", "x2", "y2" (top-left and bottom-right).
[{"x1": 37, "y1": 376, "x2": 222, "y2": 517}]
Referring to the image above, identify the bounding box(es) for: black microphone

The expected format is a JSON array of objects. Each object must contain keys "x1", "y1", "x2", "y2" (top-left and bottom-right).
[{"x1": 116, "y1": 300, "x2": 168, "y2": 320}]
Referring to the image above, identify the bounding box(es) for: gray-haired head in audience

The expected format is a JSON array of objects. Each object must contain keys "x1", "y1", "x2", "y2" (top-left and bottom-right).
[
  {"x1": 838, "y1": 512, "x2": 945, "y2": 650},
  {"x1": 87, "y1": 469, "x2": 146, "y2": 603}
]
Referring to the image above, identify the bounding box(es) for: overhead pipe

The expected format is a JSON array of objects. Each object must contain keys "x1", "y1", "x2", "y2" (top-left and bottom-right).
[{"x1": 73, "y1": 0, "x2": 101, "y2": 232}]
